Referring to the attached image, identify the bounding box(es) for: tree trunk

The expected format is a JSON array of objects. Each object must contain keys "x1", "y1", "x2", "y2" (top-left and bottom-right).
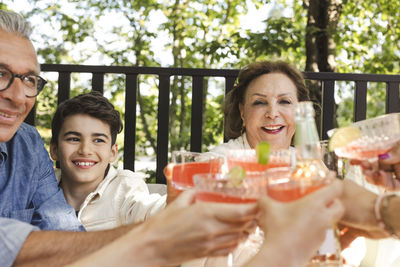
[{"x1": 304, "y1": 0, "x2": 342, "y2": 132}]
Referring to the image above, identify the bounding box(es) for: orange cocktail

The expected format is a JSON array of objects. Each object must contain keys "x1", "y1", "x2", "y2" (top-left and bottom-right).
[
  {"x1": 265, "y1": 167, "x2": 328, "y2": 202},
  {"x1": 228, "y1": 160, "x2": 288, "y2": 172},
  {"x1": 166, "y1": 150, "x2": 223, "y2": 191},
  {"x1": 267, "y1": 181, "x2": 324, "y2": 202},
  {"x1": 227, "y1": 149, "x2": 292, "y2": 173},
  {"x1": 195, "y1": 192, "x2": 258, "y2": 203},
  {"x1": 171, "y1": 160, "x2": 221, "y2": 190},
  {"x1": 193, "y1": 173, "x2": 267, "y2": 203}
]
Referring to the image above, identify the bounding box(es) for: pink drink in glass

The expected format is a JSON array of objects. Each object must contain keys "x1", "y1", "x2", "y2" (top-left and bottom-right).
[
  {"x1": 266, "y1": 167, "x2": 328, "y2": 202},
  {"x1": 334, "y1": 138, "x2": 400, "y2": 160},
  {"x1": 226, "y1": 149, "x2": 292, "y2": 173},
  {"x1": 330, "y1": 113, "x2": 400, "y2": 160},
  {"x1": 171, "y1": 160, "x2": 221, "y2": 190},
  {"x1": 193, "y1": 173, "x2": 267, "y2": 203}
]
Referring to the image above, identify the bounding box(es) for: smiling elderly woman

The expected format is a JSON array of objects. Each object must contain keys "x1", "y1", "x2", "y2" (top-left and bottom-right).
[
  {"x1": 181, "y1": 61, "x2": 311, "y2": 267},
  {"x1": 213, "y1": 60, "x2": 310, "y2": 153}
]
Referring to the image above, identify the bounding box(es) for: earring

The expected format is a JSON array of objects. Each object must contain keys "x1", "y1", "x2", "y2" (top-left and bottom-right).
[{"x1": 240, "y1": 124, "x2": 245, "y2": 136}]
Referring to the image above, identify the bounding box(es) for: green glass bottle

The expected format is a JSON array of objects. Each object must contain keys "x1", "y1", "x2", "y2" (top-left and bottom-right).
[
  {"x1": 294, "y1": 101, "x2": 342, "y2": 267},
  {"x1": 294, "y1": 101, "x2": 328, "y2": 181}
]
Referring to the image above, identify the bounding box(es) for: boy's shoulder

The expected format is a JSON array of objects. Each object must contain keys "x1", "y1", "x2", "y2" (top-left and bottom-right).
[
  {"x1": 99, "y1": 166, "x2": 149, "y2": 196},
  {"x1": 112, "y1": 167, "x2": 147, "y2": 181},
  {"x1": 104, "y1": 166, "x2": 148, "y2": 190}
]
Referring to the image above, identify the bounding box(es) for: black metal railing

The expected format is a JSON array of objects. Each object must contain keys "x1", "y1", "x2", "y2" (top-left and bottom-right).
[{"x1": 27, "y1": 64, "x2": 400, "y2": 184}]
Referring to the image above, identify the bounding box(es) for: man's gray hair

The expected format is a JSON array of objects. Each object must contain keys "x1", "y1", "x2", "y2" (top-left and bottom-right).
[{"x1": 0, "y1": 10, "x2": 31, "y2": 38}]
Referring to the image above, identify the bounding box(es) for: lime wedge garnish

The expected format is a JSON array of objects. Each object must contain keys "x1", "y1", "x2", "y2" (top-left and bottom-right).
[
  {"x1": 328, "y1": 126, "x2": 361, "y2": 152},
  {"x1": 227, "y1": 166, "x2": 245, "y2": 186},
  {"x1": 256, "y1": 141, "x2": 271, "y2": 165}
]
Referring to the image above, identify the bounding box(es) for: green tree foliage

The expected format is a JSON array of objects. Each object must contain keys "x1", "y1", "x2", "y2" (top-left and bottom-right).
[{"x1": 333, "y1": 0, "x2": 400, "y2": 121}]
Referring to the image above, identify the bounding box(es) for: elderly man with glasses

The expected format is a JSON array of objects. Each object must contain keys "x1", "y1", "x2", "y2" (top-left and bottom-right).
[
  {"x1": 0, "y1": 13, "x2": 83, "y2": 229},
  {"x1": 0, "y1": 7, "x2": 84, "y2": 263}
]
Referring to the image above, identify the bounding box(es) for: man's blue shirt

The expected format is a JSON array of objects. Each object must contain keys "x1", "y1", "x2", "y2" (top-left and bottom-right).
[
  {"x1": 0, "y1": 122, "x2": 83, "y2": 231},
  {"x1": 0, "y1": 218, "x2": 39, "y2": 267}
]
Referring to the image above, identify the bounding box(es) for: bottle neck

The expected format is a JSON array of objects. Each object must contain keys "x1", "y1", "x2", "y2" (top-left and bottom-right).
[{"x1": 295, "y1": 116, "x2": 321, "y2": 160}]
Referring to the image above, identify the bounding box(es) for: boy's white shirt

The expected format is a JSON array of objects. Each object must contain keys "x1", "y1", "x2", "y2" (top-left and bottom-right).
[{"x1": 56, "y1": 166, "x2": 166, "y2": 231}]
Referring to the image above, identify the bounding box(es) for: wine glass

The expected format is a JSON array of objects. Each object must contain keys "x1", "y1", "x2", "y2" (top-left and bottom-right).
[{"x1": 193, "y1": 172, "x2": 267, "y2": 267}]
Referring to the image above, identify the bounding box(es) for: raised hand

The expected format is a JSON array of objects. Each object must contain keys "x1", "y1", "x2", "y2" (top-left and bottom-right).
[{"x1": 245, "y1": 180, "x2": 344, "y2": 267}]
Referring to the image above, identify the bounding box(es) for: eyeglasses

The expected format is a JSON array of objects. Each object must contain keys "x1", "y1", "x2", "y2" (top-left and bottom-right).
[{"x1": 0, "y1": 66, "x2": 47, "y2": 98}]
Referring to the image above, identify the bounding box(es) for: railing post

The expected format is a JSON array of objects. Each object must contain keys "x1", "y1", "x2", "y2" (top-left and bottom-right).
[
  {"x1": 386, "y1": 82, "x2": 400, "y2": 113},
  {"x1": 58, "y1": 72, "x2": 71, "y2": 105},
  {"x1": 156, "y1": 74, "x2": 171, "y2": 184},
  {"x1": 321, "y1": 80, "x2": 335, "y2": 139},
  {"x1": 223, "y1": 76, "x2": 237, "y2": 142},
  {"x1": 225, "y1": 76, "x2": 236, "y2": 94},
  {"x1": 190, "y1": 76, "x2": 204, "y2": 152},
  {"x1": 55, "y1": 71, "x2": 71, "y2": 169},
  {"x1": 354, "y1": 81, "x2": 367, "y2": 121},
  {"x1": 124, "y1": 74, "x2": 138, "y2": 172},
  {"x1": 92, "y1": 73, "x2": 104, "y2": 93}
]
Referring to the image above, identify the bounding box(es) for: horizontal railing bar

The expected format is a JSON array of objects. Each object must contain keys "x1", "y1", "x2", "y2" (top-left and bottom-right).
[
  {"x1": 41, "y1": 64, "x2": 240, "y2": 78},
  {"x1": 304, "y1": 72, "x2": 400, "y2": 82},
  {"x1": 42, "y1": 65, "x2": 400, "y2": 83}
]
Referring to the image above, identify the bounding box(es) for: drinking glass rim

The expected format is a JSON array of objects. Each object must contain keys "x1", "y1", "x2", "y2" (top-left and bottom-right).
[
  {"x1": 327, "y1": 112, "x2": 400, "y2": 138},
  {"x1": 193, "y1": 172, "x2": 267, "y2": 181}
]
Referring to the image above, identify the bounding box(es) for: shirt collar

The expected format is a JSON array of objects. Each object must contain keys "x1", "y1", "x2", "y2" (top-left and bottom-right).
[
  {"x1": 91, "y1": 165, "x2": 118, "y2": 197},
  {"x1": 57, "y1": 165, "x2": 118, "y2": 199},
  {"x1": 54, "y1": 164, "x2": 118, "y2": 201}
]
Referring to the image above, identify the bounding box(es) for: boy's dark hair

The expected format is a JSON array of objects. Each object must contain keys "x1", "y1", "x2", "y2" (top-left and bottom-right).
[{"x1": 51, "y1": 91, "x2": 123, "y2": 146}]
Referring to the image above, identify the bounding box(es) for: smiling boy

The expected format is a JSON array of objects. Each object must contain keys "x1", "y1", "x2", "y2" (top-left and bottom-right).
[{"x1": 50, "y1": 91, "x2": 166, "y2": 230}]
